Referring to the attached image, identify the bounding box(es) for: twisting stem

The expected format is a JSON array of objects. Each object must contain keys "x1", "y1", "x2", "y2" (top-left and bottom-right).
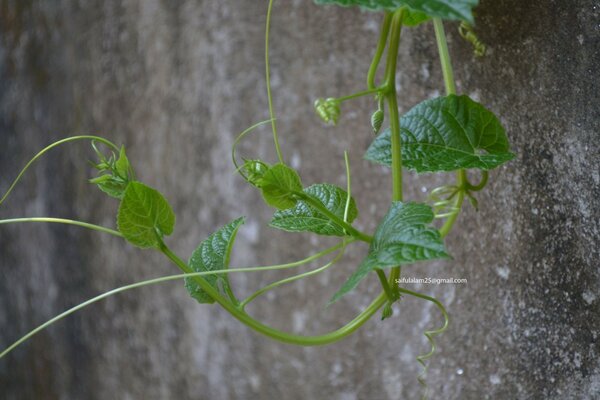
[
  {"x1": 265, "y1": 0, "x2": 284, "y2": 164},
  {"x1": 158, "y1": 237, "x2": 385, "y2": 345},
  {"x1": 382, "y1": 8, "x2": 405, "y2": 297},
  {"x1": 384, "y1": 9, "x2": 404, "y2": 202}
]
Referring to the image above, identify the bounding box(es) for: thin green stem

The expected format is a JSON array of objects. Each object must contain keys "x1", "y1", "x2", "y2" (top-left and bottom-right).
[
  {"x1": 433, "y1": 18, "x2": 456, "y2": 96},
  {"x1": 293, "y1": 191, "x2": 372, "y2": 243},
  {"x1": 433, "y1": 17, "x2": 468, "y2": 240},
  {"x1": 438, "y1": 170, "x2": 466, "y2": 238},
  {"x1": 231, "y1": 119, "x2": 274, "y2": 176},
  {"x1": 240, "y1": 239, "x2": 349, "y2": 310},
  {"x1": 368, "y1": 13, "x2": 393, "y2": 90},
  {"x1": 158, "y1": 240, "x2": 385, "y2": 345},
  {"x1": 382, "y1": 9, "x2": 405, "y2": 295},
  {"x1": 0, "y1": 252, "x2": 360, "y2": 359},
  {"x1": 336, "y1": 87, "x2": 383, "y2": 103},
  {"x1": 265, "y1": 0, "x2": 284, "y2": 164},
  {"x1": 383, "y1": 9, "x2": 404, "y2": 202},
  {"x1": 0, "y1": 136, "x2": 119, "y2": 207},
  {"x1": 0, "y1": 217, "x2": 122, "y2": 238},
  {"x1": 343, "y1": 151, "x2": 352, "y2": 223}
]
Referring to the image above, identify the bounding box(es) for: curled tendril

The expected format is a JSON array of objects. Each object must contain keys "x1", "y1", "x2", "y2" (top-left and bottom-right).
[
  {"x1": 314, "y1": 97, "x2": 341, "y2": 125},
  {"x1": 397, "y1": 288, "x2": 449, "y2": 400},
  {"x1": 459, "y1": 22, "x2": 486, "y2": 57},
  {"x1": 428, "y1": 185, "x2": 461, "y2": 219}
]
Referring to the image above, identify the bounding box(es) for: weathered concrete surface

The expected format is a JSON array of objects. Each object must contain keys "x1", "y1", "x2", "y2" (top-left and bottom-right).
[{"x1": 0, "y1": 1, "x2": 598, "y2": 399}]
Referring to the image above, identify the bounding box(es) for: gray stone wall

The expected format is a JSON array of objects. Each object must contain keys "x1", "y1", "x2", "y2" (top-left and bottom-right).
[{"x1": 0, "y1": 1, "x2": 598, "y2": 399}]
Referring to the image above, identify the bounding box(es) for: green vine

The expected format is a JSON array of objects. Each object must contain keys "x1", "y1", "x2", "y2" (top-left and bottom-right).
[{"x1": 0, "y1": 0, "x2": 514, "y2": 397}]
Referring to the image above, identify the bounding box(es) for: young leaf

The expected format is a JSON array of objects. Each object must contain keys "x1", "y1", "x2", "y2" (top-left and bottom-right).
[
  {"x1": 185, "y1": 217, "x2": 245, "y2": 304},
  {"x1": 117, "y1": 182, "x2": 176, "y2": 248},
  {"x1": 313, "y1": 0, "x2": 477, "y2": 23},
  {"x1": 270, "y1": 183, "x2": 358, "y2": 236},
  {"x1": 114, "y1": 146, "x2": 131, "y2": 178},
  {"x1": 90, "y1": 145, "x2": 132, "y2": 199},
  {"x1": 365, "y1": 95, "x2": 515, "y2": 172},
  {"x1": 330, "y1": 202, "x2": 448, "y2": 303},
  {"x1": 258, "y1": 163, "x2": 303, "y2": 210}
]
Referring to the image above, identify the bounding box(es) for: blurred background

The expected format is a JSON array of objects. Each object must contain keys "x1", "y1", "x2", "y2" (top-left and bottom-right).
[{"x1": 0, "y1": 1, "x2": 598, "y2": 399}]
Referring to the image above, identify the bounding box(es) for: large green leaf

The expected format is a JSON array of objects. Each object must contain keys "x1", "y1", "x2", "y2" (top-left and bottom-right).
[
  {"x1": 365, "y1": 95, "x2": 515, "y2": 172},
  {"x1": 330, "y1": 202, "x2": 448, "y2": 303},
  {"x1": 258, "y1": 163, "x2": 303, "y2": 210},
  {"x1": 270, "y1": 184, "x2": 358, "y2": 236},
  {"x1": 313, "y1": 0, "x2": 477, "y2": 22},
  {"x1": 185, "y1": 217, "x2": 245, "y2": 304},
  {"x1": 117, "y1": 181, "x2": 175, "y2": 248}
]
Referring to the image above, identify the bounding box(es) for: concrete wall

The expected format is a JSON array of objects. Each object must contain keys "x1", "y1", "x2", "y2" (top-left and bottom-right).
[{"x1": 0, "y1": 1, "x2": 598, "y2": 399}]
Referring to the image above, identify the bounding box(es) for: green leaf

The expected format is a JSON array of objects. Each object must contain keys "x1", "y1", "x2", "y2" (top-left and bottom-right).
[
  {"x1": 117, "y1": 182, "x2": 175, "y2": 248},
  {"x1": 330, "y1": 202, "x2": 448, "y2": 303},
  {"x1": 402, "y1": 9, "x2": 431, "y2": 26},
  {"x1": 258, "y1": 163, "x2": 303, "y2": 210},
  {"x1": 90, "y1": 144, "x2": 132, "y2": 199},
  {"x1": 115, "y1": 146, "x2": 131, "y2": 178},
  {"x1": 185, "y1": 217, "x2": 245, "y2": 304},
  {"x1": 365, "y1": 95, "x2": 515, "y2": 172},
  {"x1": 313, "y1": 0, "x2": 477, "y2": 22},
  {"x1": 270, "y1": 184, "x2": 358, "y2": 236}
]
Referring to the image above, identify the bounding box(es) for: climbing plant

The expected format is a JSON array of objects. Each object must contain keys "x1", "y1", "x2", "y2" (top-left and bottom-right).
[{"x1": 0, "y1": 0, "x2": 513, "y2": 397}]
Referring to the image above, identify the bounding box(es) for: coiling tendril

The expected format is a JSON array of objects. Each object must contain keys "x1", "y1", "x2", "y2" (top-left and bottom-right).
[
  {"x1": 398, "y1": 288, "x2": 449, "y2": 400},
  {"x1": 429, "y1": 185, "x2": 461, "y2": 219},
  {"x1": 459, "y1": 22, "x2": 486, "y2": 57}
]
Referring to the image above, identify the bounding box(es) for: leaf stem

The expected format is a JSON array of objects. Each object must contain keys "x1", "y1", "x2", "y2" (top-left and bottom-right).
[
  {"x1": 265, "y1": 0, "x2": 284, "y2": 164},
  {"x1": 0, "y1": 217, "x2": 123, "y2": 238},
  {"x1": 336, "y1": 87, "x2": 383, "y2": 103}
]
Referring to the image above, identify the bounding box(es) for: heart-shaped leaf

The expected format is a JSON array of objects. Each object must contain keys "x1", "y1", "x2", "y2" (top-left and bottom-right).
[
  {"x1": 365, "y1": 95, "x2": 515, "y2": 172},
  {"x1": 117, "y1": 182, "x2": 175, "y2": 249},
  {"x1": 330, "y1": 202, "x2": 448, "y2": 303},
  {"x1": 313, "y1": 0, "x2": 477, "y2": 23}
]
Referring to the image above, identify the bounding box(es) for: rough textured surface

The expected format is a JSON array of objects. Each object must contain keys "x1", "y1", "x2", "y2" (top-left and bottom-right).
[{"x1": 0, "y1": 1, "x2": 598, "y2": 399}]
